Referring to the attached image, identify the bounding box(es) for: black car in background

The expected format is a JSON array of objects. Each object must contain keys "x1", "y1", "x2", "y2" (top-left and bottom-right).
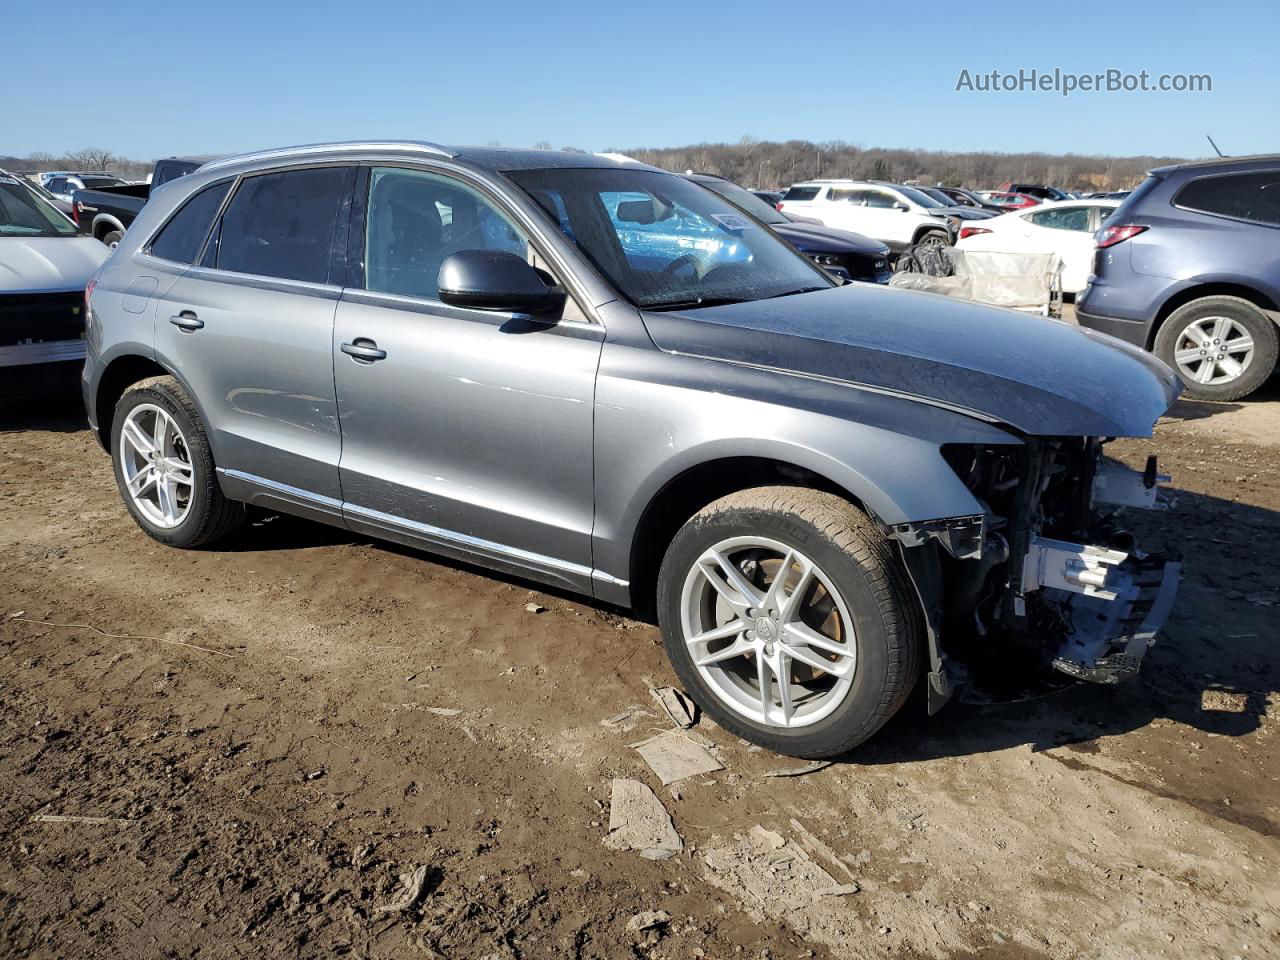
[
  {"x1": 689, "y1": 174, "x2": 892, "y2": 283},
  {"x1": 997, "y1": 181, "x2": 1071, "y2": 202},
  {"x1": 72, "y1": 156, "x2": 213, "y2": 246},
  {"x1": 930, "y1": 185, "x2": 1005, "y2": 213}
]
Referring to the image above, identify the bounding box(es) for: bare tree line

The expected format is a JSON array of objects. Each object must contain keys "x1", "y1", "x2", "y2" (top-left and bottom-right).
[
  {"x1": 613, "y1": 137, "x2": 1191, "y2": 191},
  {"x1": 4, "y1": 138, "x2": 1192, "y2": 191},
  {"x1": 0, "y1": 147, "x2": 154, "y2": 180}
]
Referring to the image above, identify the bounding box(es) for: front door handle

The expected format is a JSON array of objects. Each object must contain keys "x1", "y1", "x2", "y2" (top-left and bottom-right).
[
  {"x1": 340, "y1": 339, "x2": 387, "y2": 362},
  {"x1": 169, "y1": 311, "x2": 204, "y2": 332}
]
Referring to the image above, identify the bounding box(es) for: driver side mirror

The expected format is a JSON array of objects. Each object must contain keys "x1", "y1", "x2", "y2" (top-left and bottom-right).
[
  {"x1": 893, "y1": 202, "x2": 910, "y2": 212},
  {"x1": 438, "y1": 250, "x2": 567, "y2": 317}
]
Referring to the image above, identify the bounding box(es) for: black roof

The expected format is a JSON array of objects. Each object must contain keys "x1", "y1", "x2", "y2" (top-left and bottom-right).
[
  {"x1": 448, "y1": 146, "x2": 662, "y2": 174},
  {"x1": 1150, "y1": 153, "x2": 1280, "y2": 176}
]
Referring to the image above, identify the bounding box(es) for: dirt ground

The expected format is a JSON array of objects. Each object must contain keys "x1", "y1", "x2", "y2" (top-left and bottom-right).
[{"x1": 2, "y1": 377, "x2": 1278, "y2": 960}]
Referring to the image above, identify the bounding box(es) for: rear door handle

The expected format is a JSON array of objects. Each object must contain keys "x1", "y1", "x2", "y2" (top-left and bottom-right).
[
  {"x1": 169, "y1": 311, "x2": 204, "y2": 332},
  {"x1": 340, "y1": 339, "x2": 387, "y2": 362}
]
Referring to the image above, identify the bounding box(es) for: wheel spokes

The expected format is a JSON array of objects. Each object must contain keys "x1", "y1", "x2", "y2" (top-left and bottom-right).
[
  {"x1": 152, "y1": 409, "x2": 169, "y2": 454},
  {"x1": 698, "y1": 549, "x2": 763, "y2": 614},
  {"x1": 127, "y1": 464, "x2": 157, "y2": 496},
  {"x1": 155, "y1": 477, "x2": 178, "y2": 523},
  {"x1": 1225, "y1": 334, "x2": 1253, "y2": 356},
  {"x1": 694, "y1": 637, "x2": 754, "y2": 667},
  {"x1": 785, "y1": 640, "x2": 854, "y2": 679},
  {"x1": 121, "y1": 418, "x2": 155, "y2": 458}
]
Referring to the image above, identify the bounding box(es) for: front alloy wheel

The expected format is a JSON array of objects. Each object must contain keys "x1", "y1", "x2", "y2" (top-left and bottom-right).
[
  {"x1": 657, "y1": 487, "x2": 923, "y2": 758},
  {"x1": 681, "y1": 536, "x2": 856, "y2": 728}
]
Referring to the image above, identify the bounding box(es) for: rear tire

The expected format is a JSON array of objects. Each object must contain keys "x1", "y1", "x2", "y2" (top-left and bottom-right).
[
  {"x1": 656, "y1": 487, "x2": 923, "y2": 758},
  {"x1": 101, "y1": 230, "x2": 123, "y2": 249},
  {"x1": 1154, "y1": 296, "x2": 1278, "y2": 401},
  {"x1": 111, "y1": 376, "x2": 244, "y2": 548}
]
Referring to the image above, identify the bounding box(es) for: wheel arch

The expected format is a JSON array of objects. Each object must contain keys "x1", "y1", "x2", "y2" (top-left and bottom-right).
[
  {"x1": 625, "y1": 456, "x2": 874, "y2": 620},
  {"x1": 911, "y1": 222, "x2": 950, "y2": 245},
  {"x1": 92, "y1": 214, "x2": 126, "y2": 241},
  {"x1": 1149, "y1": 282, "x2": 1280, "y2": 349},
  {"x1": 91, "y1": 354, "x2": 214, "y2": 455}
]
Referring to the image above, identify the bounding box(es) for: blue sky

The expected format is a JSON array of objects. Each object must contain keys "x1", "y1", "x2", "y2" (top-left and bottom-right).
[{"x1": 3, "y1": 0, "x2": 1277, "y2": 160}]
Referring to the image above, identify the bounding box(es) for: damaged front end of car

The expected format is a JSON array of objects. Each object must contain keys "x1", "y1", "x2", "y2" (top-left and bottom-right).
[{"x1": 891, "y1": 438, "x2": 1181, "y2": 712}]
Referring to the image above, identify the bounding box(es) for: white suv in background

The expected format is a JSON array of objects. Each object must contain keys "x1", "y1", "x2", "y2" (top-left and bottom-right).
[{"x1": 777, "y1": 181, "x2": 954, "y2": 253}]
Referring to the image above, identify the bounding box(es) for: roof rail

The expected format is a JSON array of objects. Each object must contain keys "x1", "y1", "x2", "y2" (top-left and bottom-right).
[{"x1": 199, "y1": 140, "x2": 454, "y2": 172}]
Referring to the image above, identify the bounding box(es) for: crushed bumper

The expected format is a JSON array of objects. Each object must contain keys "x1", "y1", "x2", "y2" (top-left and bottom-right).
[{"x1": 1048, "y1": 553, "x2": 1181, "y2": 684}]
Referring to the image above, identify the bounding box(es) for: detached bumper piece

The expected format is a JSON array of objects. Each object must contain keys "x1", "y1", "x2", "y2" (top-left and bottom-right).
[{"x1": 1020, "y1": 536, "x2": 1181, "y2": 684}]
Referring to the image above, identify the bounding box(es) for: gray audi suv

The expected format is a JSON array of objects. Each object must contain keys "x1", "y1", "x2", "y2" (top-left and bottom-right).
[{"x1": 83, "y1": 142, "x2": 1181, "y2": 757}]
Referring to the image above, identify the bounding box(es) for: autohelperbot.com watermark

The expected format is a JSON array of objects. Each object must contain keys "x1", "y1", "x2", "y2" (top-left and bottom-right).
[{"x1": 956, "y1": 68, "x2": 1212, "y2": 96}]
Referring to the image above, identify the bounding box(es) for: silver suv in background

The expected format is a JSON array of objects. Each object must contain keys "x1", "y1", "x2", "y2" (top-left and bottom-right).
[{"x1": 83, "y1": 142, "x2": 1181, "y2": 758}]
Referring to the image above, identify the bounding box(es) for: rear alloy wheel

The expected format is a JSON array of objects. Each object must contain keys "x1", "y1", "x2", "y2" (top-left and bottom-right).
[
  {"x1": 112, "y1": 376, "x2": 244, "y2": 547},
  {"x1": 1155, "y1": 296, "x2": 1278, "y2": 401},
  {"x1": 119, "y1": 403, "x2": 195, "y2": 529},
  {"x1": 657, "y1": 487, "x2": 923, "y2": 758}
]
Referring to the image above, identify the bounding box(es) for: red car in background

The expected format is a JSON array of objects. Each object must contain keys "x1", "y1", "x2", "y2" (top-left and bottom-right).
[{"x1": 977, "y1": 191, "x2": 1041, "y2": 210}]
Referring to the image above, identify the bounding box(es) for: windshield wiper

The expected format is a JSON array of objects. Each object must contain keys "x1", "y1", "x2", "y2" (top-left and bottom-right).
[
  {"x1": 643, "y1": 295, "x2": 750, "y2": 311},
  {"x1": 760, "y1": 286, "x2": 829, "y2": 300}
]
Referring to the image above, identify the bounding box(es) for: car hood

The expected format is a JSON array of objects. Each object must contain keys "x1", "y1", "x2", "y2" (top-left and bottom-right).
[
  {"x1": 771, "y1": 222, "x2": 890, "y2": 256},
  {"x1": 0, "y1": 236, "x2": 108, "y2": 293},
  {"x1": 642, "y1": 284, "x2": 1180, "y2": 437}
]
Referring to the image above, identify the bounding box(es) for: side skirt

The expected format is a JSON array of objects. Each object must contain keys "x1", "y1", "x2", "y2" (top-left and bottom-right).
[{"x1": 215, "y1": 468, "x2": 627, "y2": 601}]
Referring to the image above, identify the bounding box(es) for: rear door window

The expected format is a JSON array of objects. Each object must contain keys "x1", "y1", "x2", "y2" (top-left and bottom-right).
[
  {"x1": 216, "y1": 166, "x2": 353, "y2": 283},
  {"x1": 149, "y1": 180, "x2": 232, "y2": 264},
  {"x1": 781, "y1": 186, "x2": 820, "y2": 202},
  {"x1": 1174, "y1": 171, "x2": 1280, "y2": 226}
]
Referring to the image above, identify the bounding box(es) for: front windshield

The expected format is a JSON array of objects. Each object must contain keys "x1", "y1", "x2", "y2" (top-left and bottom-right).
[
  {"x1": 509, "y1": 167, "x2": 832, "y2": 309},
  {"x1": 897, "y1": 186, "x2": 944, "y2": 208},
  {"x1": 697, "y1": 178, "x2": 788, "y2": 225},
  {"x1": 0, "y1": 176, "x2": 78, "y2": 236},
  {"x1": 920, "y1": 188, "x2": 954, "y2": 206}
]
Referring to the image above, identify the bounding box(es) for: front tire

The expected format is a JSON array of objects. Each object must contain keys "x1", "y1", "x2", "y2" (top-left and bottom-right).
[
  {"x1": 111, "y1": 376, "x2": 243, "y2": 548},
  {"x1": 656, "y1": 487, "x2": 923, "y2": 758},
  {"x1": 101, "y1": 230, "x2": 124, "y2": 249},
  {"x1": 1154, "y1": 296, "x2": 1278, "y2": 401}
]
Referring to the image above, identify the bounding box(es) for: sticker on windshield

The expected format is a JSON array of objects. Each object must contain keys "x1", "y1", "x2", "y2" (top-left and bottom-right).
[
  {"x1": 710, "y1": 213, "x2": 752, "y2": 232},
  {"x1": 0, "y1": 176, "x2": 20, "y2": 185}
]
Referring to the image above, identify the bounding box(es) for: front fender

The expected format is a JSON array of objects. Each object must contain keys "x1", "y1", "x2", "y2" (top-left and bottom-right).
[{"x1": 591, "y1": 344, "x2": 1022, "y2": 594}]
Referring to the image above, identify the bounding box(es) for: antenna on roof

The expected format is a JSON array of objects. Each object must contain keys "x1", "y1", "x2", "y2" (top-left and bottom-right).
[{"x1": 1205, "y1": 134, "x2": 1225, "y2": 158}]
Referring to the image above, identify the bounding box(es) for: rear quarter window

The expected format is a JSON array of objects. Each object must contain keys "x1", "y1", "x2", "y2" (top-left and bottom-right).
[
  {"x1": 149, "y1": 181, "x2": 232, "y2": 264},
  {"x1": 1174, "y1": 170, "x2": 1280, "y2": 226},
  {"x1": 782, "y1": 186, "x2": 821, "y2": 202}
]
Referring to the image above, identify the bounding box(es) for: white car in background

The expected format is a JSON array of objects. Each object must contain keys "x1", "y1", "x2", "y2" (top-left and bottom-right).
[
  {"x1": 1, "y1": 169, "x2": 108, "y2": 395},
  {"x1": 777, "y1": 180, "x2": 954, "y2": 253},
  {"x1": 956, "y1": 199, "x2": 1121, "y2": 294}
]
